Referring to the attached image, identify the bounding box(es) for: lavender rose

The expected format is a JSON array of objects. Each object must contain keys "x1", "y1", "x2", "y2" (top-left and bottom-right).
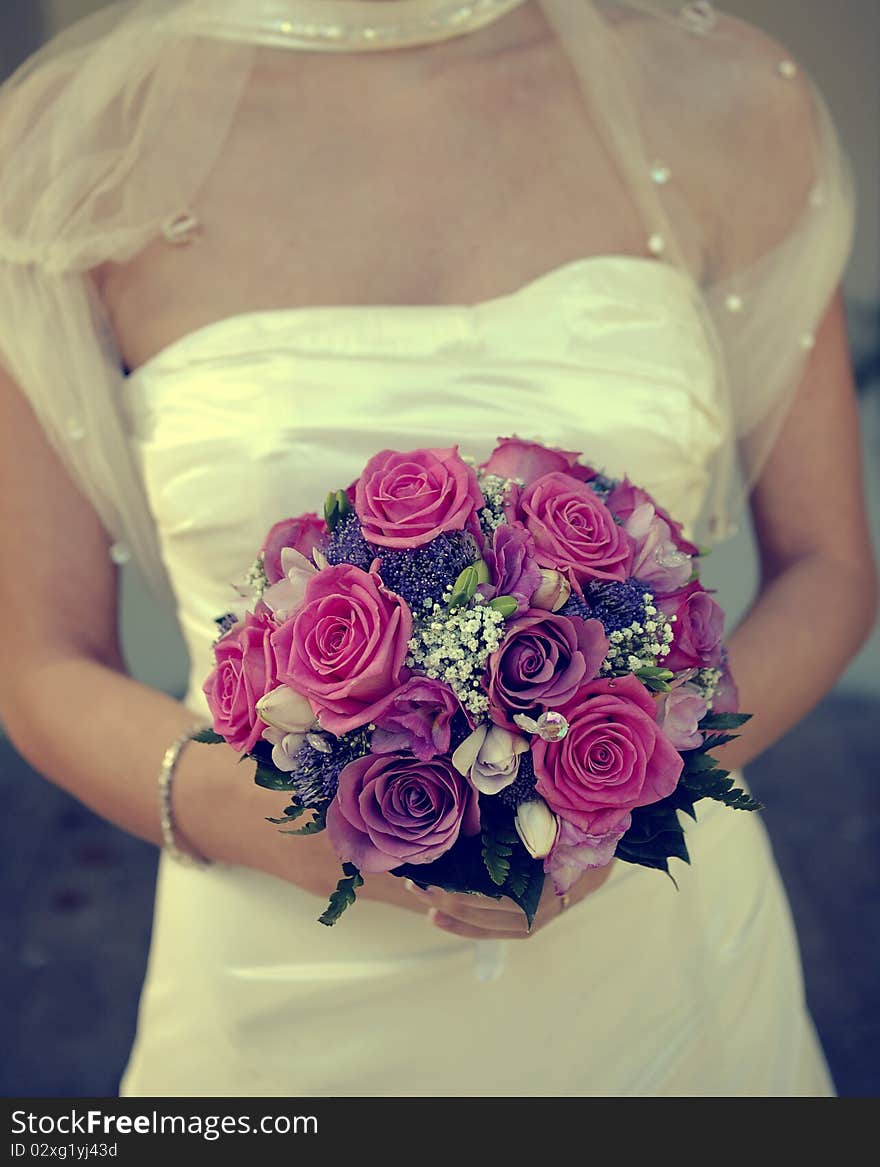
[
  {"x1": 712, "y1": 647, "x2": 740, "y2": 714},
  {"x1": 326, "y1": 752, "x2": 481, "y2": 873},
  {"x1": 658, "y1": 580, "x2": 724, "y2": 671},
  {"x1": 354, "y1": 446, "x2": 484, "y2": 549},
  {"x1": 655, "y1": 681, "x2": 708, "y2": 750},
  {"x1": 261, "y1": 513, "x2": 325, "y2": 584},
  {"x1": 203, "y1": 604, "x2": 278, "y2": 754},
  {"x1": 517, "y1": 471, "x2": 634, "y2": 590},
  {"x1": 544, "y1": 816, "x2": 631, "y2": 894},
  {"x1": 532, "y1": 675, "x2": 683, "y2": 836},
  {"x1": 271, "y1": 562, "x2": 412, "y2": 735},
  {"x1": 482, "y1": 524, "x2": 542, "y2": 614},
  {"x1": 371, "y1": 677, "x2": 462, "y2": 762},
  {"x1": 624, "y1": 503, "x2": 693, "y2": 597},
  {"x1": 486, "y1": 609, "x2": 609, "y2": 730}
]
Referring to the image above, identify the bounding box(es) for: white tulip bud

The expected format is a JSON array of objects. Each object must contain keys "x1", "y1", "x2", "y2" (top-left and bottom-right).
[
  {"x1": 452, "y1": 724, "x2": 529, "y2": 795},
  {"x1": 530, "y1": 569, "x2": 571, "y2": 612},
  {"x1": 255, "y1": 685, "x2": 315, "y2": 733},
  {"x1": 515, "y1": 799, "x2": 559, "y2": 859}
]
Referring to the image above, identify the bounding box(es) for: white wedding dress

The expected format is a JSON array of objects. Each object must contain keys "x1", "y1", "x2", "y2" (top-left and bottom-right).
[{"x1": 117, "y1": 254, "x2": 833, "y2": 1096}]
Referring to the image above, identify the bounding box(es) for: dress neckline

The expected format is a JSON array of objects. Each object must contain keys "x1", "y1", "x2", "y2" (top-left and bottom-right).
[
  {"x1": 175, "y1": 0, "x2": 530, "y2": 52},
  {"x1": 121, "y1": 252, "x2": 700, "y2": 382}
]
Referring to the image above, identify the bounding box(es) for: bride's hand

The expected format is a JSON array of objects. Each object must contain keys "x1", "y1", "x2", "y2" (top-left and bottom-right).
[{"x1": 402, "y1": 862, "x2": 615, "y2": 940}]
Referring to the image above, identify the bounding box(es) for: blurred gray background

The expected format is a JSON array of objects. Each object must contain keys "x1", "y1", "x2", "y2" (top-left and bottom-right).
[{"x1": 1, "y1": 0, "x2": 878, "y2": 1097}]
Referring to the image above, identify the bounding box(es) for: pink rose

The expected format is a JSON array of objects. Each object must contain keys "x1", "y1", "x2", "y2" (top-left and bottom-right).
[
  {"x1": 606, "y1": 479, "x2": 699, "y2": 557},
  {"x1": 261, "y1": 513, "x2": 325, "y2": 584},
  {"x1": 202, "y1": 604, "x2": 278, "y2": 754},
  {"x1": 517, "y1": 471, "x2": 634, "y2": 590},
  {"x1": 481, "y1": 437, "x2": 583, "y2": 486},
  {"x1": 327, "y1": 752, "x2": 480, "y2": 873},
  {"x1": 532, "y1": 675, "x2": 683, "y2": 836},
  {"x1": 271, "y1": 562, "x2": 412, "y2": 735},
  {"x1": 658, "y1": 580, "x2": 724, "y2": 671},
  {"x1": 354, "y1": 447, "x2": 483, "y2": 549}
]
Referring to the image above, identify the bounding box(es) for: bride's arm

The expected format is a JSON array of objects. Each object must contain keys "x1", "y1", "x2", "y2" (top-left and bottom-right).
[
  {"x1": 0, "y1": 362, "x2": 423, "y2": 913},
  {"x1": 711, "y1": 288, "x2": 878, "y2": 773}
]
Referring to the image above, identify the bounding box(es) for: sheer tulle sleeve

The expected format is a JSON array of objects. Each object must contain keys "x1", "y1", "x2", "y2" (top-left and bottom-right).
[
  {"x1": 0, "y1": 2, "x2": 253, "y2": 606},
  {"x1": 617, "y1": 5, "x2": 857, "y2": 539}
]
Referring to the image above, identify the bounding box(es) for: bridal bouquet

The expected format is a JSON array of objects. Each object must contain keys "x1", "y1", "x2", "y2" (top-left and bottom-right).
[{"x1": 200, "y1": 439, "x2": 758, "y2": 926}]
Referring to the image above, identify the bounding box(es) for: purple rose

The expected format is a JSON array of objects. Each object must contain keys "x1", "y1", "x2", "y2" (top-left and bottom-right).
[
  {"x1": 533, "y1": 675, "x2": 683, "y2": 836},
  {"x1": 517, "y1": 472, "x2": 635, "y2": 590},
  {"x1": 606, "y1": 478, "x2": 700, "y2": 557},
  {"x1": 656, "y1": 681, "x2": 708, "y2": 750},
  {"x1": 482, "y1": 524, "x2": 543, "y2": 614},
  {"x1": 354, "y1": 446, "x2": 483, "y2": 549},
  {"x1": 658, "y1": 581, "x2": 724, "y2": 671},
  {"x1": 487, "y1": 609, "x2": 609, "y2": 730},
  {"x1": 371, "y1": 677, "x2": 462, "y2": 762},
  {"x1": 202, "y1": 604, "x2": 278, "y2": 754},
  {"x1": 544, "y1": 816, "x2": 631, "y2": 895},
  {"x1": 260, "y1": 513, "x2": 325, "y2": 584},
  {"x1": 271, "y1": 562, "x2": 412, "y2": 735},
  {"x1": 326, "y1": 752, "x2": 481, "y2": 873}
]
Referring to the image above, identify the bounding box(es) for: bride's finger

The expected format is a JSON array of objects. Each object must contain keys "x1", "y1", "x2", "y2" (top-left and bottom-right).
[
  {"x1": 427, "y1": 901, "x2": 525, "y2": 931},
  {"x1": 428, "y1": 910, "x2": 531, "y2": 941}
]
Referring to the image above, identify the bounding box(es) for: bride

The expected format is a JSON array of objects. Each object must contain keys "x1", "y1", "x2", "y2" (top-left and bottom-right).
[{"x1": 0, "y1": 0, "x2": 876, "y2": 1096}]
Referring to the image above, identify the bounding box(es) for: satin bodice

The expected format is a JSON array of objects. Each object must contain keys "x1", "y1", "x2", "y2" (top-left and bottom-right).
[{"x1": 120, "y1": 255, "x2": 725, "y2": 714}]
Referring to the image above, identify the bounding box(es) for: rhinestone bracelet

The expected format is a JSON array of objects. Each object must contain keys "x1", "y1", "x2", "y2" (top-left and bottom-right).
[{"x1": 159, "y1": 724, "x2": 213, "y2": 867}]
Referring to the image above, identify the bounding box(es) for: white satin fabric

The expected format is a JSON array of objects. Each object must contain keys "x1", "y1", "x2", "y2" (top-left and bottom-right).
[{"x1": 118, "y1": 256, "x2": 832, "y2": 1096}]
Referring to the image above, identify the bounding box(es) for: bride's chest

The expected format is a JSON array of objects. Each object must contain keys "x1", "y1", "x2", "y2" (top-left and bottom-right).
[{"x1": 94, "y1": 46, "x2": 670, "y2": 374}]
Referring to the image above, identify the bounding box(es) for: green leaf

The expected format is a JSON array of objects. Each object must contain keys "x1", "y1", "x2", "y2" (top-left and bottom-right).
[
  {"x1": 448, "y1": 564, "x2": 480, "y2": 610},
  {"x1": 488, "y1": 595, "x2": 518, "y2": 618},
  {"x1": 282, "y1": 805, "x2": 328, "y2": 835},
  {"x1": 265, "y1": 804, "x2": 307, "y2": 827},
  {"x1": 504, "y1": 852, "x2": 545, "y2": 930},
  {"x1": 683, "y1": 751, "x2": 722, "y2": 775},
  {"x1": 191, "y1": 727, "x2": 225, "y2": 745},
  {"x1": 324, "y1": 489, "x2": 348, "y2": 532},
  {"x1": 253, "y1": 763, "x2": 296, "y2": 792},
  {"x1": 699, "y1": 711, "x2": 752, "y2": 731},
  {"x1": 318, "y1": 862, "x2": 364, "y2": 926},
  {"x1": 481, "y1": 822, "x2": 517, "y2": 886},
  {"x1": 637, "y1": 672, "x2": 673, "y2": 693},
  {"x1": 473, "y1": 558, "x2": 491, "y2": 585}
]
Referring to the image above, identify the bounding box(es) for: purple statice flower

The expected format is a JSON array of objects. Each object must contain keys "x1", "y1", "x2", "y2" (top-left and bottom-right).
[
  {"x1": 281, "y1": 727, "x2": 373, "y2": 805},
  {"x1": 323, "y1": 511, "x2": 374, "y2": 572},
  {"x1": 374, "y1": 530, "x2": 480, "y2": 610},
  {"x1": 498, "y1": 749, "x2": 539, "y2": 810},
  {"x1": 558, "y1": 592, "x2": 592, "y2": 622},
  {"x1": 323, "y1": 513, "x2": 479, "y2": 609},
  {"x1": 584, "y1": 577, "x2": 650, "y2": 634}
]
